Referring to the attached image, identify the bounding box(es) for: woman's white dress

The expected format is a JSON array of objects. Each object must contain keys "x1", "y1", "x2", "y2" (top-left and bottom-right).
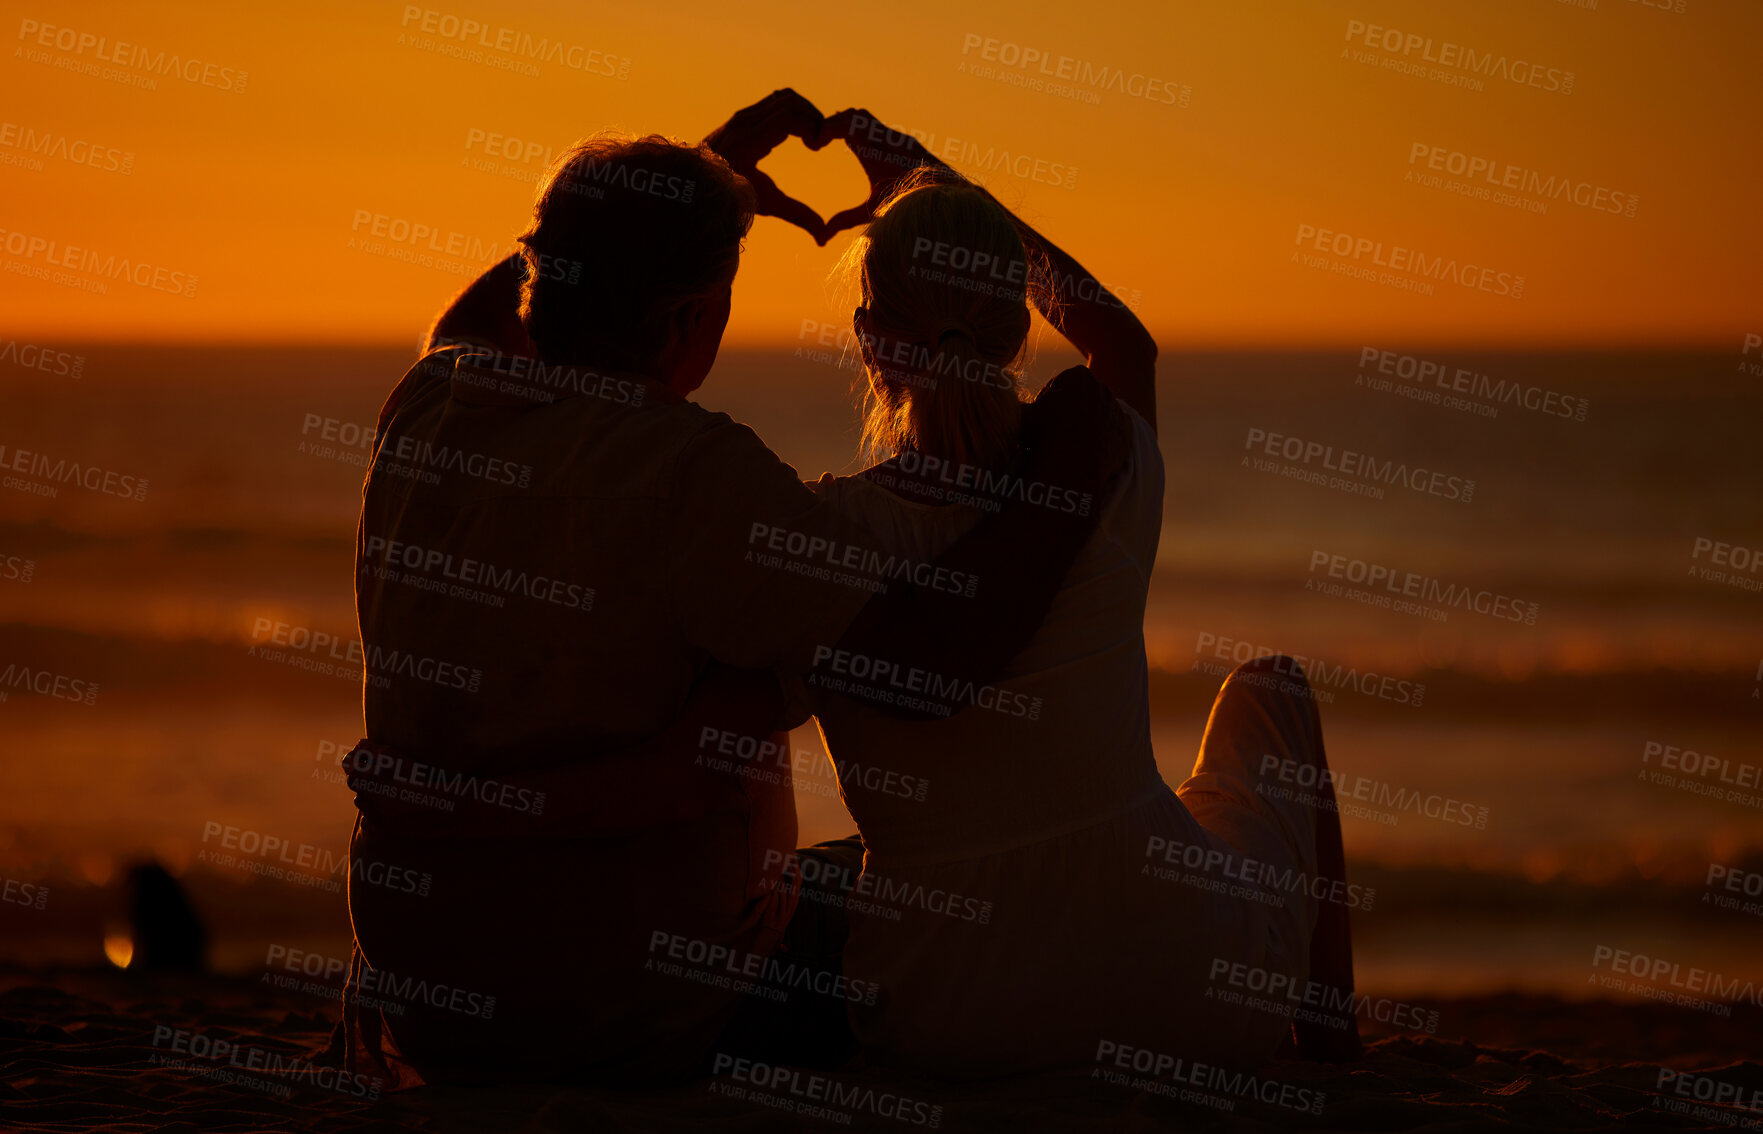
[{"x1": 794, "y1": 403, "x2": 1324, "y2": 1077}]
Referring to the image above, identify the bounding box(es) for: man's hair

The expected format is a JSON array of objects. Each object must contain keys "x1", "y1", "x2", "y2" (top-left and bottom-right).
[{"x1": 518, "y1": 133, "x2": 755, "y2": 369}]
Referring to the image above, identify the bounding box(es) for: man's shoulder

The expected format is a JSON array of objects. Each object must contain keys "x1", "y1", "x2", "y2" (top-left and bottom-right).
[
  {"x1": 675, "y1": 401, "x2": 765, "y2": 450},
  {"x1": 667, "y1": 403, "x2": 797, "y2": 489},
  {"x1": 567, "y1": 392, "x2": 763, "y2": 469},
  {"x1": 513, "y1": 388, "x2": 787, "y2": 506},
  {"x1": 376, "y1": 345, "x2": 465, "y2": 437}
]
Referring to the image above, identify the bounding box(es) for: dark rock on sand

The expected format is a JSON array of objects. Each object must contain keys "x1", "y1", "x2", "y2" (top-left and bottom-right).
[{"x1": 125, "y1": 862, "x2": 208, "y2": 973}]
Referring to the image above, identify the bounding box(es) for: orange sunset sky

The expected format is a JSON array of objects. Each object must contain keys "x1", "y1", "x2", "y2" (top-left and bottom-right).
[{"x1": 2, "y1": 0, "x2": 1759, "y2": 349}]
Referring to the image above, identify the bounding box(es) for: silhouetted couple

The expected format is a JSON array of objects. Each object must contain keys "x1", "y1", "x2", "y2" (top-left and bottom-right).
[{"x1": 342, "y1": 89, "x2": 1358, "y2": 1090}]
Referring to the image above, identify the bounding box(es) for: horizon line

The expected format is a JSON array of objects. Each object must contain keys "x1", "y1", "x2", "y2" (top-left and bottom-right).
[{"x1": 9, "y1": 335, "x2": 1757, "y2": 356}]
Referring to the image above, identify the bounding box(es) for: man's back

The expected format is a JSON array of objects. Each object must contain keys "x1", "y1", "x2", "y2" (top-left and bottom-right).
[
  {"x1": 347, "y1": 345, "x2": 867, "y2": 1082},
  {"x1": 362, "y1": 347, "x2": 700, "y2": 759}
]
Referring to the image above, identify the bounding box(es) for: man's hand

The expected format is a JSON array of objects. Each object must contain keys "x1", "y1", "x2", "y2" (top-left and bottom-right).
[
  {"x1": 702, "y1": 89, "x2": 831, "y2": 244},
  {"x1": 825, "y1": 365, "x2": 1132, "y2": 722},
  {"x1": 813, "y1": 107, "x2": 954, "y2": 242}
]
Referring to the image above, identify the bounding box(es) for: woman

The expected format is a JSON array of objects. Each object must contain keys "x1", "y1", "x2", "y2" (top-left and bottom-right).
[{"x1": 790, "y1": 109, "x2": 1360, "y2": 1078}]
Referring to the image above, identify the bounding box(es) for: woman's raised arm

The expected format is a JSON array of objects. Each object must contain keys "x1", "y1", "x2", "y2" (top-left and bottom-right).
[{"x1": 817, "y1": 108, "x2": 1160, "y2": 430}]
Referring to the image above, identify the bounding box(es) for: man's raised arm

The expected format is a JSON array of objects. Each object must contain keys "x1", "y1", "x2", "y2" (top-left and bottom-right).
[
  {"x1": 824, "y1": 367, "x2": 1128, "y2": 720},
  {"x1": 669, "y1": 366, "x2": 1128, "y2": 724},
  {"x1": 421, "y1": 254, "x2": 535, "y2": 357}
]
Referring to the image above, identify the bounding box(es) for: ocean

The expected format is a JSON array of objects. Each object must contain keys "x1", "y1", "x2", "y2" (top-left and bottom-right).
[{"x1": 1, "y1": 342, "x2": 1758, "y2": 995}]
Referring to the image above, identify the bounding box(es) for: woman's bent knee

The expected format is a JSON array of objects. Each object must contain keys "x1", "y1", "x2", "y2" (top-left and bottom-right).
[
  {"x1": 1217, "y1": 656, "x2": 1326, "y2": 769},
  {"x1": 1225, "y1": 655, "x2": 1313, "y2": 700}
]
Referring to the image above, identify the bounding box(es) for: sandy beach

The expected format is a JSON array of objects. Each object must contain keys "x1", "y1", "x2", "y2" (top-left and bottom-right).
[{"x1": 3, "y1": 965, "x2": 1760, "y2": 1132}]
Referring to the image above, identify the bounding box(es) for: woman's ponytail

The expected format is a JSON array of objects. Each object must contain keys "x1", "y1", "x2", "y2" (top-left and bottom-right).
[{"x1": 836, "y1": 169, "x2": 1039, "y2": 474}]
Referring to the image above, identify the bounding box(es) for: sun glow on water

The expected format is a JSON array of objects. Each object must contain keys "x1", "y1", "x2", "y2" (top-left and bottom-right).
[{"x1": 103, "y1": 932, "x2": 134, "y2": 970}]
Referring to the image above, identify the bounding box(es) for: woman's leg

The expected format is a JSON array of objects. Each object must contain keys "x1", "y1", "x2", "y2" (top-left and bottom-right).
[{"x1": 1175, "y1": 655, "x2": 1362, "y2": 1061}]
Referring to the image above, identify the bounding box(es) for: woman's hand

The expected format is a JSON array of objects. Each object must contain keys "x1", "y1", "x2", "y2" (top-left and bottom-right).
[
  {"x1": 828, "y1": 111, "x2": 1158, "y2": 426},
  {"x1": 814, "y1": 108, "x2": 954, "y2": 242},
  {"x1": 702, "y1": 88, "x2": 832, "y2": 243}
]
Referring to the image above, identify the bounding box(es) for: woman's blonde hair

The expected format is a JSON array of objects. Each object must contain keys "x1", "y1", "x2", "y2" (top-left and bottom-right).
[{"x1": 835, "y1": 168, "x2": 1042, "y2": 473}]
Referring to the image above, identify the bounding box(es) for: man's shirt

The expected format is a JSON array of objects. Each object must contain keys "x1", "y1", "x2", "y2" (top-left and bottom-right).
[{"x1": 348, "y1": 344, "x2": 873, "y2": 1078}]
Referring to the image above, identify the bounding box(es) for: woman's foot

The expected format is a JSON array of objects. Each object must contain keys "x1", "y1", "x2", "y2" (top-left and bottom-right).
[
  {"x1": 1208, "y1": 654, "x2": 1364, "y2": 1062},
  {"x1": 1239, "y1": 654, "x2": 1362, "y2": 1062},
  {"x1": 1290, "y1": 767, "x2": 1363, "y2": 1061}
]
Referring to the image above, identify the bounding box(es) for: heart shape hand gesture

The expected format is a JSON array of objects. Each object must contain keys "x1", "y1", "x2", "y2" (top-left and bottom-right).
[
  {"x1": 811, "y1": 107, "x2": 953, "y2": 244},
  {"x1": 701, "y1": 88, "x2": 834, "y2": 243},
  {"x1": 703, "y1": 92, "x2": 951, "y2": 246}
]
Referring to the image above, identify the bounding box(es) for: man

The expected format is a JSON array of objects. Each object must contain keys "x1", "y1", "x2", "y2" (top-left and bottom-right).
[{"x1": 340, "y1": 91, "x2": 1127, "y2": 1086}]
